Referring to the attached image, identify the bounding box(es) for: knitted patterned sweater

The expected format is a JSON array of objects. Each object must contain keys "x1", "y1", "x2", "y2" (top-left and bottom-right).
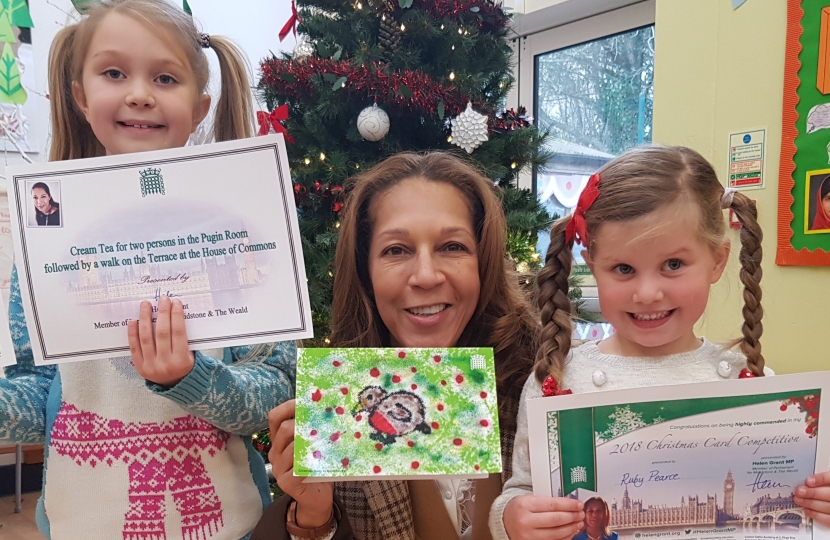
[
  {"x1": 488, "y1": 339, "x2": 774, "y2": 540},
  {"x1": 0, "y1": 267, "x2": 297, "y2": 540}
]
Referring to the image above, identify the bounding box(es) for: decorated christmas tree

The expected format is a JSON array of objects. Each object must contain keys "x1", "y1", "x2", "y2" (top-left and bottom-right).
[{"x1": 257, "y1": 0, "x2": 554, "y2": 343}]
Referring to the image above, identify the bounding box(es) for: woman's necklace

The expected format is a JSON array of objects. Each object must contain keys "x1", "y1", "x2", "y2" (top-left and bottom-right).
[{"x1": 587, "y1": 534, "x2": 602, "y2": 540}]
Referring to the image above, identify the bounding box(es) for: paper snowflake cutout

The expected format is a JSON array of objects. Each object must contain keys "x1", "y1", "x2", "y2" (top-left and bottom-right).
[{"x1": 451, "y1": 102, "x2": 489, "y2": 153}]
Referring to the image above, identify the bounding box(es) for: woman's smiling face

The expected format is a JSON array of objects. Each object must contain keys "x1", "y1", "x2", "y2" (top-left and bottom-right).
[
  {"x1": 33, "y1": 187, "x2": 52, "y2": 214},
  {"x1": 367, "y1": 177, "x2": 481, "y2": 348}
]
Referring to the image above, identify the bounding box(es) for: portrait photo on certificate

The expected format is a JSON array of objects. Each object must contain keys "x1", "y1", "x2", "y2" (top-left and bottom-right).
[
  {"x1": 6, "y1": 135, "x2": 312, "y2": 365},
  {"x1": 527, "y1": 371, "x2": 830, "y2": 540}
]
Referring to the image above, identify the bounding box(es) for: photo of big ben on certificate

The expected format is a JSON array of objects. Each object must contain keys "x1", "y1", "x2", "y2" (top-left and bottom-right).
[{"x1": 527, "y1": 371, "x2": 830, "y2": 540}]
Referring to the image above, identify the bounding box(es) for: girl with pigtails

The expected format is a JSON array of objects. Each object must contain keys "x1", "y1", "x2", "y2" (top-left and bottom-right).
[
  {"x1": 488, "y1": 146, "x2": 830, "y2": 540},
  {"x1": 0, "y1": 1, "x2": 296, "y2": 539}
]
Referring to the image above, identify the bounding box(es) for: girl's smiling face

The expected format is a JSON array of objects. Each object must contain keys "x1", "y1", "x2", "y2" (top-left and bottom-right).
[
  {"x1": 585, "y1": 203, "x2": 729, "y2": 357},
  {"x1": 72, "y1": 12, "x2": 210, "y2": 156}
]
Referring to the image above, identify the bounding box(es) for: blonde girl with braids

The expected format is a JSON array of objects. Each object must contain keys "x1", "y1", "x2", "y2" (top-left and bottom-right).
[
  {"x1": 490, "y1": 145, "x2": 829, "y2": 540},
  {"x1": 0, "y1": 2, "x2": 296, "y2": 539}
]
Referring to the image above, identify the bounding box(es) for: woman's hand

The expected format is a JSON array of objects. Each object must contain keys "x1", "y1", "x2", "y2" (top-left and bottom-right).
[
  {"x1": 269, "y1": 399, "x2": 335, "y2": 528},
  {"x1": 503, "y1": 495, "x2": 584, "y2": 540},
  {"x1": 794, "y1": 471, "x2": 830, "y2": 526},
  {"x1": 128, "y1": 296, "x2": 195, "y2": 387}
]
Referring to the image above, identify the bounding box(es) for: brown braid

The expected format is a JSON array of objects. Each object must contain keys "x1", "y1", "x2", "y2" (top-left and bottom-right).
[
  {"x1": 534, "y1": 217, "x2": 575, "y2": 386},
  {"x1": 729, "y1": 192, "x2": 765, "y2": 375}
]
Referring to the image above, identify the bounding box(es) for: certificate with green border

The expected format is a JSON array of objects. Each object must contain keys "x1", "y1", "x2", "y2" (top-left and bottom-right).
[{"x1": 527, "y1": 371, "x2": 830, "y2": 540}]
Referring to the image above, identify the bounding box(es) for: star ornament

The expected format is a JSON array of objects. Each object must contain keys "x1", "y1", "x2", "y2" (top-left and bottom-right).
[{"x1": 451, "y1": 102, "x2": 489, "y2": 153}]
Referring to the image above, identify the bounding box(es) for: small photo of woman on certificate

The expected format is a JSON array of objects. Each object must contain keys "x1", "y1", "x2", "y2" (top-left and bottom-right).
[
  {"x1": 806, "y1": 171, "x2": 830, "y2": 233},
  {"x1": 573, "y1": 497, "x2": 618, "y2": 540},
  {"x1": 28, "y1": 181, "x2": 61, "y2": 227}
]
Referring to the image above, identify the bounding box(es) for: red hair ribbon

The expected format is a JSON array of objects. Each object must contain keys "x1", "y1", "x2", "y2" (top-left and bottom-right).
[
  {"x1": 257, "y1": 105, "x2": 295, "y2": 144},
  {"x1": 279, "y1": 0, "x2": 303, "y2": 42},
  {"x1": 542, "y1": 375, "x2": 572, "y2": 397},
  {"x1": 564, "y1": 172, "x2": 601, "y2": 246}
]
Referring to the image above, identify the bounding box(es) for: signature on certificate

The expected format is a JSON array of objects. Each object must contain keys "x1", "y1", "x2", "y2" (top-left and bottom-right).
[
  {"x1": 747, "y1": 472, "x2": 790, "y2": 493},
  {"x1": 620, "y1": 470, "x2": 680, "y2": 488}
]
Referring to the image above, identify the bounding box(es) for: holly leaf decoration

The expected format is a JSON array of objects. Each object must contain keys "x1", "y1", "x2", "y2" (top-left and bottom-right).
[
  {"x1": 4, "y1": 0, "x2": 34, "y2": 28},
  {"x1": 398, "y1": 0, "x2": 413, "y2": 8},
  {"x1": 333, "y1": 48, "x2": 342, "y2": 61},
  {"x1": 0, "y1": 42, "x2": 26, "y2": 104},
  {"x1": 323, "y1": 73, "x2": 337, "y2": 84},
  {"x1": 437, "y1": 99, "x2": 445, "y2": 120},
  {"x1": 470, "y1": 6, "x2": 480, "y2": 12},
  {"x1": 280, "y1": 72, "x2": 297, "y2": 83},
  {"x1": 332, "y1": 76, "x2": 347, "y2": 90},
  {"x1": 399, "y1": 84, "x2": 413, "y2": 99}
]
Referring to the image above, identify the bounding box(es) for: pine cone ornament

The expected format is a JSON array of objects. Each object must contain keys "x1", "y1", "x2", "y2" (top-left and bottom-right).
[{"x1": 379, "y1": 14, "x2": 402, "y2": 58}]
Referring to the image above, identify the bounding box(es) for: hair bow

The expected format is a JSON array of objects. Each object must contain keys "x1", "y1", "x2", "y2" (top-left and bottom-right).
[
  {"x1": 257, "y1": 105, "x2": 295, "y2": 144},
  {"x1": 541, "y1": 375, "x2": 572, "y2": 397},
  {"x1": 564, "y1": 172, "x2": 601, "y2": 246},
  {"x1": 279, "y1": 0, "x2": 304, "y2": 42}
]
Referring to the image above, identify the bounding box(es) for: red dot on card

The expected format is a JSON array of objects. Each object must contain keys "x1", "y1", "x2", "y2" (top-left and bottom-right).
[
  {"x1": 407, "y1": 440, "x2": 415, "y2": 447},
  {"x1": 373, "y1": 465, "x2": 382, "y2": 474},
  {"x1": 311, "y1": 390, "x2": 322, "y2": 402},
  {"x1": 441, "y1": 380, "x2": 447, "y2": 386},
  {"x1": 354, "y1": 432, "x2": 362, "y2": 439},
  {"x1": 437, "y1": 404, "x2": 444, "y2": 411},
  {"x1": 330, "y1": 432, "x2": 340, "y2": 442},
  {"x1": 325, "y1": 407, "x2": 332, "y2": 413},
  {"x1": 411, "y1": 384, "x2": 418, "y2": 390},
  {"x1": 313, "y1": 450, "x2": 322, "y2": 459},
  {"x1": 398, "y1": 351, "x2": 407, "y2": 358},
  {"x1": 340, "y1": 387, "x2": 349, "y2": 395},
  {"x1": 807, "y1": 425, "x2": 814, "y2": 434},
  {"x1": 370, "y1": 368, "x2": 380, "y2": 377},
  {"x1": 453, "y1": 438, "x2": 462, "y2": 446},
  {"x1": 480, "y1": 391, "x2": 488, "y2": 399},
  {"x1": 434, "y1": 355, "x2": 441, "y2": 363},
  {"x1": 355, "y1": 415, "x2": 362, "y2": 422},
  {"x1": 811, "y1": 411, "x2": 819, "y2": 418},
  {"x1": 780, "y1": 405, "x2": 788, "y2": 411},
  {"x1": 335, "y1": 407, "x2": 344, "y2": 415},
  {"x1": 474, "y1": 464, "x2": 480, "y2": 471},
  {"x1": 431, "y1": 422, "x2": 440, "y2": 430},
  {"x1": 411, "y1": 461, "x2": 420, "y2": 470},
  {"x1": 392, "y1": 375, "x2": 401, "y2": 383},
  {"x1": 310, "y1": 430, "x2": 317, "y2": 436},
  {"x1": 480, "y1": 420, "x2": 489, "y2": 427},
  {"x1": 806, "y1": 399, "x2": 815, "y2": 409},
  {"x1": 332, "y1": 361, "x2": 341, "y2": 367},
  {"x1": 455, "y1": 375, "x2": 464, "y2": 384},
  {"x1": 411, "y1": 367, "x2": 417, "y2": 373},
  {"x1": 342, "y1": 458, "x2": 349, "y2": 468},
  {"x1": 375, "y1": 443, "x2": 383, "y2": 451}
]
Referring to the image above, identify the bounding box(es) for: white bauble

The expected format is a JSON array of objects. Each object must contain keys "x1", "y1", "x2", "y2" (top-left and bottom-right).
[
  {"x1": 357, "y1": 103, "x2": 390, "y2": 142},
  {"x1": 451, "y1": 102, "x2": 489, "y2": 153},
  {"x1": 293, "y1": 37, "x2": 315, "y2": 61}
]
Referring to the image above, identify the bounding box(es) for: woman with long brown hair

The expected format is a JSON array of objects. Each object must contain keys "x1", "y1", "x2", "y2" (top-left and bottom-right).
[{"x1": 253, "y1": 151, "x2": 557, "y2": 539}]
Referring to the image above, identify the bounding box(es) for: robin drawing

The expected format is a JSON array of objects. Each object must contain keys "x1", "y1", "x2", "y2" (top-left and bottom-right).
[{"x1": 353, "y1": 385, "x2": 432, "y2": 445}]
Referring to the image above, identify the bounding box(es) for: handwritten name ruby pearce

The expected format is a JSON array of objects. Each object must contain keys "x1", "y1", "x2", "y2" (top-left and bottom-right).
[{"x1": 609, "y1": 432, "x2": 801, "y2": 457}]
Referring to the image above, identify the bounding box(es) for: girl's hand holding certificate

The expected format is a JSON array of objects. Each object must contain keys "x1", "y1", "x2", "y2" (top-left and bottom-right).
[
  {"x1": 128, "y1": 296, "x2": 195, "y2": 387},
  {"x1": 795, "y1": 471, "x2": 830, "y2": 526},
  {"x1": 503, "y1": 495, "x2": 584, "y2": 540}
]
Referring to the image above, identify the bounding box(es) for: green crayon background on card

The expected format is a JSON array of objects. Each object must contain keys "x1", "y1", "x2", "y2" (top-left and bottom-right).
[{"x1": 294, "y1": 348, "x2": 502, "y2": 478}]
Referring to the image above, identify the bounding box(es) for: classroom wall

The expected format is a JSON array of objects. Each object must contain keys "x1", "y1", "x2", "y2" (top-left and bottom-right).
[{"x1": 652, "y1": 0, "x2": 827, "y2": 374}]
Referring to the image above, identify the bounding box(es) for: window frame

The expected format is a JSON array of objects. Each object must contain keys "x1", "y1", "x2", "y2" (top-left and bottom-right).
[{"x1": 508, "y1": 0, "x2": 656, "y2": 190}]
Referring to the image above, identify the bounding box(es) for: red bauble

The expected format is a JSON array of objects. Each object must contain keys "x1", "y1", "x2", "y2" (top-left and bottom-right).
[{"x1": 738, "y1": 368, "x2": 756, "y2": 379}]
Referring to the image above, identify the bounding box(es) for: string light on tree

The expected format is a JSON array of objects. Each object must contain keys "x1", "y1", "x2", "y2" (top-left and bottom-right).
[
  {"x1": 451, "y1": 102, "x2": 489, "y2": 153},
  {"x1": 356, "y1": 103, "x2": 390, "y2": 142}
]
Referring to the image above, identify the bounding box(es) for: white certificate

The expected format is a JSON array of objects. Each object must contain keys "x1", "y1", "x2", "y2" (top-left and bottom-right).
[
  {"x1": 7, "y1": 135, "x2": 312, "y2": 365},
  {"x1": 528, "y1": 371, "x2": 830, "y2": 540}
]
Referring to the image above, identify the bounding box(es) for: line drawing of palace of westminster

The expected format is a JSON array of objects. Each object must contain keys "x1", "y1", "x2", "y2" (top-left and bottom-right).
[{"x1": 605, "y1": 471, "x2": 809, "y2": 532}]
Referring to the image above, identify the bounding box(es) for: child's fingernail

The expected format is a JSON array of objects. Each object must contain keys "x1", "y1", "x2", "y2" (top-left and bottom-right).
[
  {"x1": 807, "y1": 476, "x2": 817, "y2": 486},
  {"x1": 797, "y1": 486, "x2": 807, "y2": 496}
]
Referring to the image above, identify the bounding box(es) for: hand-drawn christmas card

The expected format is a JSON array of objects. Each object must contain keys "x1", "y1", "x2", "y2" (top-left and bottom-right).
[{"x1": 294, "y1": 347, "x2": 502, "y2": 481}]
